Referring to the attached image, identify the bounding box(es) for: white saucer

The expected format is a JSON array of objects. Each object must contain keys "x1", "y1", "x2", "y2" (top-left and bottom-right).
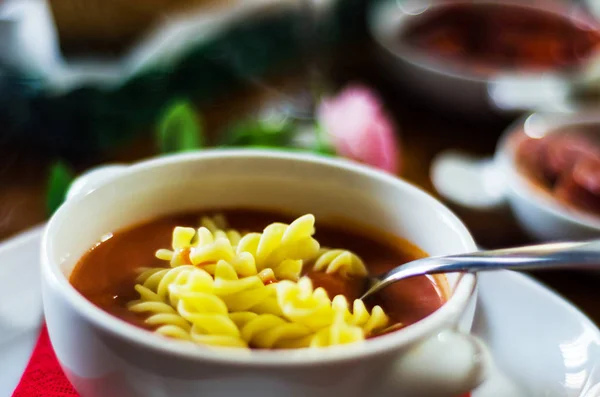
[{"x1": 1, "y1": 227, "x2": 599, "y2": 396}]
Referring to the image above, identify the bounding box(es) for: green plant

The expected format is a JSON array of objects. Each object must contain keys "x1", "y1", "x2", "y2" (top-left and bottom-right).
[
  {"x1": 46, "y1": 161, "x2": 75, "y2": 216},
  {"x1": 156, "y1": 99, "x2": 204, "y2": 154}
]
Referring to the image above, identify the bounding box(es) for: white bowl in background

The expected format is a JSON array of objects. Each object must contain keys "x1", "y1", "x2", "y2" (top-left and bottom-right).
[
  {"x1": 367, "y1": 0, "x2": 597, "y2": 115},
  {"x1": 432, "y1": 112, "x2": 600, "y2": 241}
]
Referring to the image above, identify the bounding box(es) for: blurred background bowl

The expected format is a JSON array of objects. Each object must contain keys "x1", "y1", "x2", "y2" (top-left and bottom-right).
[
  {"x1": 368, "y1": 0, "x2": 600, "y2": 117},
  {"x1": 432, "y1": 111, "x2": 600, "y2": 241}
]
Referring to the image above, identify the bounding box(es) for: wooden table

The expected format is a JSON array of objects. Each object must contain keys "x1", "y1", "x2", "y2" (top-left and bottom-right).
[{"x1": 1, "y1": 40, "x2": 599, "y2": 326}]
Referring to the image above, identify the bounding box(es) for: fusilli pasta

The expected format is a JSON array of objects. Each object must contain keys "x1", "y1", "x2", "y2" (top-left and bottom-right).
[
  {"x1": 236, "y1": 214, "x2": 319, "y2": 281},
  {"x1": 275, "y1": 277, "x2": 336, "y2": 330},
  {"x1": 200, "y1": 214, "x2": 244, "y2": 246},
  {"x1": 275, "y1": 277, "x2": 389, "y2": 337},
  {"x1": 128, "y1": 213, "x2": 394, "y2": 350},
  {"x1": 130, "y1": 265, "x2": 247, "y2": 347},
  {"x1": 155, "y1": 220, "x2": 241, "y2": 268},
  {"x1": 313, "y1": 248, "x2": 368, "y2": 278},
  {"x1": 155, "y1": 227, "x2": 196, "y2": 266},
  {"x1": 230, "y1": 312, "x2": 313, "y2": 349},
  {"x1": 211, "y1": 260, "x2": 281, "y2": 315},
  {"x1": 189, "y1": 227, "x2": 237, "y2": 265},
  {"x1": 199, "y1": 214, "x2": 228, "y2": 233},
  {"x1": 127, "y1": 267, "x2": 193, "y2": 341}
]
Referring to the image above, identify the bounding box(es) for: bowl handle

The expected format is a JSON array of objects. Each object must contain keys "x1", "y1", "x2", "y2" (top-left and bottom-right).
[
  {"x1": 66, "y1": 164, "x2": 128, "y2": 201},
  {"x1": 384, "y1": 329, "x2": 492, "y2": 397},
  {"x1": 430, "y1": 150, "x2": 509, "y2": 212}
]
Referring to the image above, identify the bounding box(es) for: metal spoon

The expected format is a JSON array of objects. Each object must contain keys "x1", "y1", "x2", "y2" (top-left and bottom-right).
[{"x1": 361, "y1": 240, "x2": 600, "y2": 300}]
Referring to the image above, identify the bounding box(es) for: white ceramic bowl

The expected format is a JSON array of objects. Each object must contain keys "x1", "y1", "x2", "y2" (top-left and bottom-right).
[
  {"x1": 42, "y1": 150, "x2": 488, "y2": 397},
  {"x1": 432, "y1": 112, "x2": 600, "y2": 241},
  {"x1": 368, "y1": 0, "x2": 595, "y2": 115}
]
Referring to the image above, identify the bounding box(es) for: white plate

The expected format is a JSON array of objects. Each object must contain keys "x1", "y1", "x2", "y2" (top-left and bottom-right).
[
  {"x1": 0, "y1": 226, "x2": 44, "y2": 395},
  {"x1": 1, "y1": 227, "x2": 599, "y2": 396}
]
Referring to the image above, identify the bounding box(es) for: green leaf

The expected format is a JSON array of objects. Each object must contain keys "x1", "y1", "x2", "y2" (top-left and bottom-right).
[
  {"x1": 218, "y1": 114, "x2": 337, "y2": 158},
  {"x1": 156, "y1": 100, "x2": 204, "y2": 154},
  {"x1": 313, "y1": 122, "x2": 336, "y2": 155},
  {"x1": 46, "y1": 161, "x2": 75, "y2": 216},
  {"x1": 219, "y1": 117, "x2": 294, "y2": 148},
  {"x1": 231, "y1": 145, "x2": 334, "y2": 158}
]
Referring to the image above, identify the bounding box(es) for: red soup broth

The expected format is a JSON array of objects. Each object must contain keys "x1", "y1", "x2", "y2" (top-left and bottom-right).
[
  {"x1": 513, "y1": 126, "x2": 600, "y2": 217},
  {"x1": 70, "y1": 209, "x2": 448, "y2": 343},
  {"x1": 401, "y1": 2, "x2": 600, "y2": 75}
]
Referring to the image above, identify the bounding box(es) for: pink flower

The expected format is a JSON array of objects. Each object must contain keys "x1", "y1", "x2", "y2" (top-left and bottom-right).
[{"x1": 317, "y1": 84, "x2": 400, "y2": 174}]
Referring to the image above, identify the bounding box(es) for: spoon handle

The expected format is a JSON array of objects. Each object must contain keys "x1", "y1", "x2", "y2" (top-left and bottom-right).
[
  {"x1": 362, "y1": 240, "x2": 600, "y2": 299},
  {"x1": 364, "y1": 239, "x2": 600, "y2": 299},
  {"x1": 444, "y1": 240, "x2": 600, "y2": 272}
]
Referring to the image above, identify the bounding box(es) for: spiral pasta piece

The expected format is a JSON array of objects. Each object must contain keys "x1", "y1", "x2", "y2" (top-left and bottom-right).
[
  {"x1": 275, "y1": 277, "x2": 335, "y2": 330},
  {"x1": 155, "y1": 221, "x2": 242, "y2": 268},
  {"x1": 229, "y1": 312, "x2": 313, "y2": 349},
  {"x1": 154, "y1": 226, "x2": 255, "y2": 277},
  {"x1": 178, "y1": 297, "x2": 247, "y2": 348},
  {"x1": 199, "y1": 214, "x2": 228, "y2": 233},
  {"x1": 155, "y1": 227, "x2": 196, "y2": 266},
  {"x1": 212, "y1": 260, "x2": 281, "y2": 315},
  {"x1": 127, "y1": 267, "x2": 194, "y2": 341},
  {"x1": 330, "y1": 295, "x2": 389, "y2": 336},
  {"x1": 200, "y1": 214, "x2": 243, "y2": 247},
  {"x1": 188, "y1": 227, "x2": 237, "y2": 264},
  {"x1": 275, "y1": 277, "x2": 388, "y2": 338},
  {"x1": 303, "y1": 295, "x2": 388, "y2": 347},
  {"x1": 306, "y1": 321, "x2": 364, "y2": 348},
  {"x1": 313, "y1": 248, "x2": 368, "y2": 278},
  {"x1": 283, "y1": 297, "x2": 387, "y2": 348},
  {"x1": 129, "y1": 265, "x2": 247, "y2": 347},
  {"x1": 236, "y1": 214, "x2": 319, "y2": 281}
]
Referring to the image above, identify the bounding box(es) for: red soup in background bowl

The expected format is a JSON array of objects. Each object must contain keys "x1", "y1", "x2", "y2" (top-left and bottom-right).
[
  {"x1": 431, "y1": 112, "x2": 600, "y2": 241},
  {"x1": 514, "y1": 123, "x2": 600, "y2": 219},
  {"x1": 401, "y1": 1, "x2": 600, "y2": 76},
  {"x1": 368, "y1": 0, "x2": 600, "y2": 114}
]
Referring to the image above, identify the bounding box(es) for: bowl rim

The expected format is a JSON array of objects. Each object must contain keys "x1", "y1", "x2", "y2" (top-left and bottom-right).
[
  {"x1": 42, "y1": 149, "x2": 478, "y2": 366},
  {"x1": 496, "y1": 112, "x2": 600, "y2": 231},
  {"x1": 367, "y1": 0, "x2": 600, "y2": 85}
]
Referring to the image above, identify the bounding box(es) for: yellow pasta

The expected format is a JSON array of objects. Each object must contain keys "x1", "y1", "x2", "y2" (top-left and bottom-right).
[
  {"x1": 200, "y1": 214, "x2": 244, "y2": 247},
  {"x1": 130, "y1": 265, "x2": 247, "y2": 348},
  {"x1": 330, "y1": 295, "x2": 389, "y2": 336},
  {"x1": 128, "y1": 213, "x2": 393, "y2": 350},
  {"x1": 199, "y1": 214, "x2": 244, "y2": 247},
  {"x1": 305, "y1": 304, "x2": 365, "y2": 348},
  {"x1": 230, "y1": 312, "x2": 313, "y2": 349},
  {"x1": 189, "y1": 227, "x2": 237, "y2": 265},
  {"x1": 275, "y1": 277, "x2": 389, "y2": 342},
  {"x1": 155, "y1": 227, "x2": 196, "y2": 266},
  {"x1": 155, "y1": 214, "x2": 319, "y2": 281},
  {"x1": 313, "y1": 248, "x2": 368, "y2": 278},
  {"x1": 275, "y1": 277, "x2": 336, "y2": 330},
  {"x1": 236, "y1": 214, "x2": 319, "y2": 281},
  {"x1": 211, "y1": 260, "x2": 281, "y2": 315},
  {"x1": 127, "y1": 267, "x2": 193, "y2": 341},
  {"x1": 155, "y1": 220, "x2": 241, "y2": 268},
  {"x1": 199, "y1": 214, "x2": 228, "y2": 233}
]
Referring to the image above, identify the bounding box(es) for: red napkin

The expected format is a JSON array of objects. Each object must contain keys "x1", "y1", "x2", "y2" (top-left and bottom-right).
[
  {"x1": 12, "y1": 325, "x2": 77, "y2": 397},
  {"x1": 13, "y1": 325, "x2": 471, "y2": 397}
]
